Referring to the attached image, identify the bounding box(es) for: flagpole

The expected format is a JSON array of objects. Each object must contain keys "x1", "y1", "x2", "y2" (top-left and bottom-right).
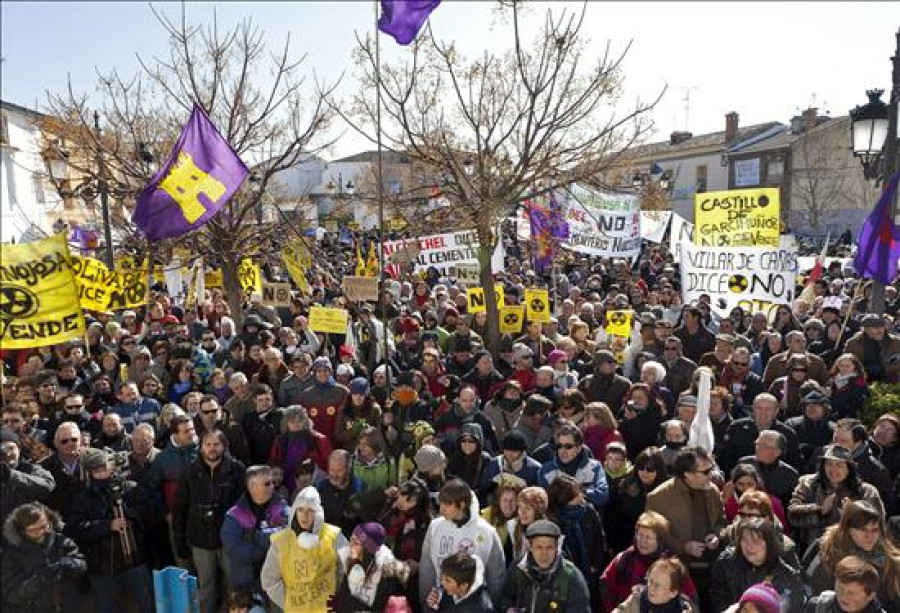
[{"x1": 375, "y1": 0, "x2": 391, "y2": 391}]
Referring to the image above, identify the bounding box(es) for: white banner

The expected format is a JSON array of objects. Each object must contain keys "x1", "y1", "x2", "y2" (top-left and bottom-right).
[
  {"x1": 681, "y1": 242, "x2": 798, "y2": 319},
  {"x1": 381, "y1": 229, "x2": 504, "y2": 278},
  {"x1": 669, "y1": 214, "x2": 694, "y2": 263},
  {"x1": 563, "y1": 185, "x2": 641, "y2": 259},
  {"x1": 640, "y1": 210, "x2": 672, "y2": 243}
]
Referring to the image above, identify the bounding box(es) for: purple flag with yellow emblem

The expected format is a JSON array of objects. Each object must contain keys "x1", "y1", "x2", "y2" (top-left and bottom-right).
[
  {"x1": 133, "y1": 104, "x2": 249, "y2": 242},
  {"x1": 854, "y1": 173, "x2": 900, "y2": 284},
  {"x1": 378, "y1": 0, "x2": 441, "y2": 45},
  {"x1": 527, "y1": 191, "x2": 570, "y2": 274}
]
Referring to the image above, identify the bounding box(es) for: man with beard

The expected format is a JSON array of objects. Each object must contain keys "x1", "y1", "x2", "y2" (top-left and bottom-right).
[
  {"x1": 173, "y1": 430, "x2": 245, "y2": 613},
  {"x1": 578, "y1": 349, "x2": 631, "y2": 412},
  {"x1": 195, "y1": 396, "x2": 251, "y2": 466},
  {"x1": 93, "y1": 413, "x2": 131, "y2": 453}
]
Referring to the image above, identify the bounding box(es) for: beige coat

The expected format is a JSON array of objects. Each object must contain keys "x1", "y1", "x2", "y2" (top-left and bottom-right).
[{"x1": 645, "y1": 476, "x2": 727, "y2": 557}]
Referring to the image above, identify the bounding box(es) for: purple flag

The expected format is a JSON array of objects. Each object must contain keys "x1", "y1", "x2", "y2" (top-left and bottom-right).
[
  {"x1": 378, "y1": 0, "x2": 441, "y2": 45},
  {"x1": 133, "y1": 104, "x2": 249, "y2": 242},
  {"x1": 854, "y1": 173, "x2": 900, "y2": 284}
]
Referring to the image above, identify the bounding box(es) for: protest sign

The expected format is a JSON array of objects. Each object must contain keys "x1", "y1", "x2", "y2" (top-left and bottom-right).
[
  {"x1": 499, "y1": 306, "x2": 525, "y2": 334},
  {"x1": 70, "y1": 255, "x2": 149, "y2": 312},
  {"x1": 342, "y1": 276, "x2": 379, "y2": 302},
  {"x1": 466, "y1": 284, "x2": 505, "y2": 314},
  {"x1": 309, "y1": 306, "x2": 348, "y2": 334},
  {"x1": 669, "y1": 213, "x2": 694, "y2": 262},
  {"x1": 237, "y1": 258, "x2": 262, "y2": 297},
  {"x1": 524, "y1": 288, "x2": 551, "y2": 323},
  {"x1": 605, "y1": 310, "x2": 633, "y2": 338},
  {"x1": 640, "y1": 211, "x2": 672, "y2": 244},
  {"x1": 694, "y1": 187, "x2": 780, "y2": 248},
  {"x1": 450, "y1": 263, "x2": 481, "y2": 287},
  {"x1": 822, "y1": 295, "x2": 844, "y2": 311},
  {"x1": 0, "y1": 234, "x2": 85, "y2": 348},
  {"x1": 204, "y1": 269, "x2": 223, "y2": 288},
  {"x1": 681, "y1": 242, "x2": 798, "y2": 319},
  {"x1": 262, "y1": 282, "x2": 292, "y2": 308},
  {"x1": 563, "y1": 184, "x2": 641, "y2": 259},
  {"x1": 381, "y1": 229, "x2": 504, "y2": 278},
  {"x1": 281, "y1": 239, "x2": 311, "y2": 294}
]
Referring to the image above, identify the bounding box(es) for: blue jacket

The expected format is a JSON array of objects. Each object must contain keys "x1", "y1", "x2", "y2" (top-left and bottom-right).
[
  {"x1": 147, "y1": 438, "x2": 199, "y2": 512},
  {"x1": 109, "y1": 397, "x2": 161, "y2": 433},
  {"x1": 538, "y1": 448, "x2": 609, "y2": 510},
  {"x1": 478, "y1": 454, "x2": 541, "y2": 499},
  {"x1": 220, "y1": 493, "x2": 289, "y2": 590}
]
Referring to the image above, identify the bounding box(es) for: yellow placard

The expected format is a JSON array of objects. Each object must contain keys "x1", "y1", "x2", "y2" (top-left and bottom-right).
[
  {"x1": 466, "y1": 284, "x2": 505, "y2": 314},
  {"x1": 70, "y1": 256, "x2": 149, "y2": 312},
  {"x1": 237, "y1": 258, "x2": 262, "y2": 297},
  {"x1": 694, "y1": 187, "x2": 780, "y2": 248},
  {"x1": 499, "y1": 306, "x2": 525, "y2": 334},
  {"x1": 605, "y1": 310, "x2": 633, "y2": 338},
  {"x1": 308, "y1": 305, "x2": 348, "y2": 334},
  {"x1": 524, "y1": 288, "x2": 550, "y2": 323},
  {"x1": 0, "y1": 233, "x2": 86, "y2": 349},
  {"x1": 204, "y1": 269, "x2": 224, "y2": 288},
  {"x1": 281, "y1": 239, "x2": 311, "y2": 295}
]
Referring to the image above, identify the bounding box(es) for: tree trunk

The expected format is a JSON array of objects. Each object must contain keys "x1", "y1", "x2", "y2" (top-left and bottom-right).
[{"x1": 476, "y1": 219, "x2": 500, "y2": 353}]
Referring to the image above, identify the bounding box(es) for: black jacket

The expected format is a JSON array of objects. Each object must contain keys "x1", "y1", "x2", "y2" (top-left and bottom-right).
[
  {"x1": 39, "y1": 454, "x2": 87, "y2": 519},
  {"x1": 1, "y1": 460, "x2": 55, "y2": 521},
  {"x1": 67, "y1": 479, "x2": 150, "y2": 575},
  {"x1": 737, "y1": 456, "x2": 799, "y2": 509},
  {"x1": 172, "y1": 455, "x2": 245, "y2": 554},
  {"x1": 709, "y1": 546, "x2": 805, "y2": 613},
  {"x1": 719, "y1": 418, "x2": 802, "y2": 475},
  {"x1": 618, "y1": 406, "x2": 666, "y2": 461},
  {"x1": 785, "y1": 415, "x2": 836, "y2": 474},
  {"x1": 241, "y1": 409, "x2": 283, "y2": 465},
  {"x1": 1, "y1": 508, "x2": 86, "y2": 612},
  {"x1": 804, "y1": 591, "x2": 886, "y2": 613}
]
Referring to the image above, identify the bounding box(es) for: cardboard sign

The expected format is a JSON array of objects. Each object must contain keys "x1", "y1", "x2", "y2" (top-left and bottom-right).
[
  {"x1": 262, "y1": 282, "x2": 292, "y2": 308},
  {"x1": 466, "y1": 284, "x2": 505, "y2": 314},
  {"x1": 694, "y1": 187, "x2": 780, "y2": 248},
  {"x1": 342, "y1": 276, "x2": 379, "y2": 302},
  {"x1": 605, "y1": 310, "x2": 633, "y2": 338},
  {"x1": 499, "y1": 306, "x2": 525, "y2": 334},
  {"x1": 524, "y1": 288, "x2": 550, "y2": 323},
  {"x1": 308, "y1": 306, "x2": 348, "y2": 334}
]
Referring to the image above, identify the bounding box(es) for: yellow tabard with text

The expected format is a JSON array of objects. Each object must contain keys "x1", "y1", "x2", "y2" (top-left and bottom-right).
[{"x1": 272, "y1": 524, "x2": 338, "y2": 613}]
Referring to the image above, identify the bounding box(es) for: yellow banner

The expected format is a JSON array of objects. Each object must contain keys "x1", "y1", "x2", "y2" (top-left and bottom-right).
[
  {"x1": 204, "y1": 268, "x2": 223, "y2": 288},
  {"x1": 308, "y1": 305, "x2": 348, "y2": 334},
  {"x1": 237, "y1": 258, "x2": 262, "y2": 297},
  {"x1": 499, "y1": 306, "x2": 525, "y2": 334},
  {"x1": 605, "y1": 310, "x2": 633, "y2": 338},
  {"x1": 69, "y1": 256, "x2": 149, "y2": 312},
  {"x1": 694, "y1": 187, "x2": 780, "y2": 248},
  {"x1": 466, "y1": 284, "x2": 505, "y2": 314},
  {"x1": 0, "y1": 234, "x2": 86, "y2": 349},
  {"x1": 524, "y1": 288, "x2": 550, "y2": 323},
  {"x1": 281, "y1": 239, "x2": 310, "y2": 295}
]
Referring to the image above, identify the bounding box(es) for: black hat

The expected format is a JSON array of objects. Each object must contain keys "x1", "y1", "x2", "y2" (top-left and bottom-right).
[
  {"x1": 396, "y1": 371, "x2": 416, "y2": 387},
  {"x1": 0, "y1": 429, "x2": 19, "y2": 445},
  {"x1": 502, "y1": 430, "x2": 528, "y2": 452},
  {"x1": 526, "y1": 519, "x2": 561, "y2": 540},
  {"x1": 454, "y1": 337, "x2": 473, "y2": 353}
]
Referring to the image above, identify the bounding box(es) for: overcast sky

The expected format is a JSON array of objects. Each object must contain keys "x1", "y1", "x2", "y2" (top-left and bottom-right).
[{"x1": 2, "y1": 2, "x2": 897, "y2": 158}]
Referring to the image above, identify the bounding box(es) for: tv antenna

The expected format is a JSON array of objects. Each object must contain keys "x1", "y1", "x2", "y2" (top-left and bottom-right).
[{"x1": 673, "y1": 85, "x2": 699, "y2": 131}]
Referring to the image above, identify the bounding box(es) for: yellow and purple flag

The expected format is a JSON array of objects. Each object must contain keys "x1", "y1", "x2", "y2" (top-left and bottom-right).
[
  {"x1": 527, "y1": 190, "x2": 570, "y2": 274},
  {"x1": 133, "y1": 104, "x2": 249, "y2": 242},
  {"x1": 854, "y1": 174, "x2": 900, "y2": 284},
  {"x1": 377, "y1": 0, "x2": 441, "y2": 45}
]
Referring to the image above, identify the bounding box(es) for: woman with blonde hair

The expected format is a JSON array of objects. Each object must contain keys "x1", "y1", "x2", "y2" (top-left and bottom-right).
[{"x1": 506, "y1": 486, "x2": 548, "y2": 563}]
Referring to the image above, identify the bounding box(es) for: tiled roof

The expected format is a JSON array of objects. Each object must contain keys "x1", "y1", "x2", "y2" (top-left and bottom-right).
[{"x1": 626, "y1": 122, "x2": 784, "y2": 159}]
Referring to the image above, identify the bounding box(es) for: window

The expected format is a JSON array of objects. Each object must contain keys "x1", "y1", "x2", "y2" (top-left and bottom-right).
[
  {"x1": 32, "y1": 172, "x2": 46, "y2": 205},
  {"x1": 695, "y1": 165, "x2": 708, "y2": 193},
  {"x1": 767, "y1": 159, "x2": 784, "y2": 182}
]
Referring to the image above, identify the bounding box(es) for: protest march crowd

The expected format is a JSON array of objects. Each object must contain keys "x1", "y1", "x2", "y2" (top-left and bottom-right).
[{"x1": 2, "y1": 214, "x2": 900, "y2": 613}]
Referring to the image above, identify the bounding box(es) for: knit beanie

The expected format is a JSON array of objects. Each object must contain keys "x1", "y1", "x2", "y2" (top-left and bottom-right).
[
  {"x1": 348, "y1": 377, "x2": 370, "y2": 395},
  {"x1": 312, "y1": 356, "x2": 333, "y2": 373},
  {"x1": 739, "y1": 582, "x2": 781, "y2": 613},
  {"x1": 352, "y1": 522, "x2": 386, "y2": 555},
  {"x1": 414, "y1": 444, "x2": 446, "y2": 474}
]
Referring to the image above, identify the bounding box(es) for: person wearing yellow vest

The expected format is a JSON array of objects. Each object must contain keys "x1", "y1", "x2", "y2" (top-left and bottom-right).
[{"x1": 261, "y1": 486, "x2": 348, "y2": 613}]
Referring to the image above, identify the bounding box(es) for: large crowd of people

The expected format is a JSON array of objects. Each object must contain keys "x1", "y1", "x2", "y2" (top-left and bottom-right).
[{"x1": 1, "y1": 228, "x2": 899, "y2": 613}]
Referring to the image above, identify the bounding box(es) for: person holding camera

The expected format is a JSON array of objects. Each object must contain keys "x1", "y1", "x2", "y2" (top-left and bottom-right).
[
  {"x1": 67, "y1": 447, "x2": 155, "y2": 613},
  {"x1": 173, "y1": 428, "x2": 246, "y2": 613},
  {"x1": 1, "y1": 429, "x2": 55, "y2": 521}
]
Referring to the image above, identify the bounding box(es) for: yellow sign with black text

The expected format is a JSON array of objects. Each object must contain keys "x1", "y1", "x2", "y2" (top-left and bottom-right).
[
  {"x1": 0, "y1": 233, "x2": 86, "y2": 349},
  {"x1": 499, "y1": 306, "x2": 525, "y2": 334},
  {"x1": 694, "y1": 187, "x2": 780, "y2": 248},
  {"x1": 524, "y1": 288, "x2": 550, "y2": 323},
  {"x1": 238, "y1": 258, "x2": 263, "y2": 298},
  {"x1": 70, "y1": 256, "x2": 150, "y2": 312},
  {"x1": 308, "y1": 306, "x2": 348, "y2": 334},
  {"x1": 466, "y1": 284, "x2": 505, "y2": 314}
]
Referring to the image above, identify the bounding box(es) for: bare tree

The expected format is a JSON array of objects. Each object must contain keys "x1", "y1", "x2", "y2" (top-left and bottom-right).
[
  {"x1": 344, "y1": 1, "x2": 660, "y2": 347},
  {"x1": 40, "y1": 5, "x2": 336, "y2": 321},
  {"x1": 791, "y1": 126, "x2": 859, "y2": 232}
]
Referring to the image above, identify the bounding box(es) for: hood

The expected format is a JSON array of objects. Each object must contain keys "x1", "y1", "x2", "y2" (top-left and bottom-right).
[
  {"x1": 291, "y1": 486, "x2": 325, "y2": 548},
  {"x1": 459, "y1": 422, "x2": 484, "y2": 446},
  {"x1": 3, "y1": 506, "x2": 64, "y2": 548},
  {"x1": 453, "y1": 554, "x2": 486, "y2": 604}
]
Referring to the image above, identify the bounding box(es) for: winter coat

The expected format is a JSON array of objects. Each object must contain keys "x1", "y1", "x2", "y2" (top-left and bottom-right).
[
  {"x1": 645, "y1": 476, "x2": 727, "y2": 559},
  {"x1": 0, "y1": 460, "x2": 55, "y2": 521},
  {"x1": 172, "y1": 456, "x2": 245, "y2": 554},
  {"x1": 708, "y1": 546, "x2": 805, "y2": 613},
  {"x1": 482, "y1": 399, "x2": 524, "y2": 446},
  {"x1": 736, "y1": 456, "x2": 799, "y2": 509},
  {"x1": 662, "y1": 355, "x2": 698, "y2": 399},
  {"x1": 277, "y1": 372, "x2": 311, "y2": 408},
  {"x1": 788, "y1": 473, "x2": 885, "y2": 545},
  {"x1": 39, "y1": 453, "x2": 87, "y2": 520},
  {"x1": 614, "y1": 589, "x2": 695, "y2": 613},
  {"x1": 435, "y1": 555, "x2": 494, "y2": 612},
  {"x1": 850, "y1": 442, "x2": 895, "y2": 507},
  {"x1": 718, "y1": 417, "x2": 802, "y2": 475},
  {"x1": 785, "y1": 414, "x2": 836, "y2": 474},
  {"x1": 578, "y1": 371, "x2": 632, "y2": 412},
  {"x1": 802, "y1": 539, "x2": 900, "y2": 609},
  {"x1": 194, "y1": 414, "x2": 252, "y2": 467},
  {"x1": 501, "y1": 551, "x2": 591, "y2": 613},
  {"x1": 845, "y1": 330, "x2": 900, "y2": 383},
  {"x1": 538, "y1": 447, "x2": 609, "y2": 510},
  {"x1": 336, "y1": 545, "x2": 409, "y2": 612},
  {"x1": 419, "y1": 494, "x2": 506, "y2": 608},
  {"x1": 608, "y1": 475, "x2": 665, "y2": 553},
  {"x1": 147, "y1": 437, "x2": 199, "y2": 512},
  {"x1": 242, "y1": 408, "x2": 283, "y2": 466},
  {"x1": 763, "y1": 350, "x2": 829, "y2": 387},
  {"x1": 582, "y1": 425, "x2": 625, "y2": 463},
  {"x1": 296, "y1": 379, "x2": 350, "y2": 445},
  {"x1": 108, "y1": 396, "x2": 161, "y2": 433},
  {"x1": 269, "y1": 429, "x2": 332, "y2": 493},
  {"x1": 804, "y1": 591, "x2": 887, "y2": 613},
  {"x1": 478, "y1": 453, "x2": 541, "y2": 501},
  {"x1": 829, "y1": 376, "x2": 871, "y2": 419},
  {"x1": 618, "y1": 405, "x2": 667, "y2": 461},
  {"x1": 1, "y1": 508, "x2": 86, "y2": 613},
  {"x1": 220, "y1": 492, "x2": 289, "y2": 589},
  {"x1": 600, "y1": 546, "x2": 698, "y2": 613},
  {"x1": 435, "y1": 402, "x2": 500, "y2": 455}
]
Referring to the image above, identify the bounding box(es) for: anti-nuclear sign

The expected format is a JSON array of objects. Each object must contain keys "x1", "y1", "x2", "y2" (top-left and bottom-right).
[
  {"x1": 681, "y1": 242, "x2": 798, "y2": 319},
  {"x1": 563, "y1": 184, "x2": 641, "y2": 259},
  {"x1": 499, "y1": 306, "x2": 525, "y2": 334},
  {"x1": 694, "y1": 187, "x2": 780, "y2": 248},
  {"x1": 70, "y1": 256, "x2": 149, "y2": 312},
  {"x1": 381, "y1": 230, "x2": 504, "y2": 278},
  {"x1": 466, "y1": 284, "x2": 505, "y2": 314},
  {"x1": 524, "y1": 288, "x2": 551, "y2": 323}
]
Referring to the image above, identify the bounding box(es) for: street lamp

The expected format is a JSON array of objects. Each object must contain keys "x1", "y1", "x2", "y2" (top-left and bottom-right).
[
  {"x1": 659, "y1": 170, "x2": 672, "y2": 192},
  {"x1": 849, "y1": 89, "x2": 890, "y2": 181},
  {"x1": 848, "y1": 29, "x2": 900, "y2": 314}
]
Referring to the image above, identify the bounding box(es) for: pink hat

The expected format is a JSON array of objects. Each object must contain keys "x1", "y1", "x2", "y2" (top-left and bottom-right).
[
  {"x1": 548, "y1": 349, "x2": 567, "y2": 366},
  {"x1": 739, "y1": 583, "x2": 780, "y2": 613},
  {"x1": 352, "y1": 522, "x2": 386, "y2": 555}
]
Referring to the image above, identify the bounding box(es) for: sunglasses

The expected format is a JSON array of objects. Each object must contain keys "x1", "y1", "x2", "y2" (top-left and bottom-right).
[
  {"x1": 791, "y1": 367, "x2": 808, "y2": 373},
  {"x1": 555, "y1": 443, "x2": 578, "y2": 451},
  {"x1": 693, "y1": 467, "x2": 714, "y2": 476},
  {"x1": 59, "y1": 437, "x2": 80, "y2": 445},
  {"x1": 636, "y1": 465, "x2": 657, "y2": 472},
  {"x1": 65, "y1": 404, "x2": 84, "y2": 410},
  {"x1": 201, "y1": 409, "x2": 219, "y2": 415}
]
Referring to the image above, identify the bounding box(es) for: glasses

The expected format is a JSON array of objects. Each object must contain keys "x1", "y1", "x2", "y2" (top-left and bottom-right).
[
  {"x1": 732, "y1": 361, "x2": 749, "y2": 367},
  {"x1": 636, "y1": 465, "x2": 657, "y2": 472},
  {"x1": 59, "y1": 438, "x2": 79, "y2": 445},
  {"x1": 201, "y1": 409, "x2": 219, "y2": 415},
  {"x1": 555, "y1": 443, "x2": 578, "y2": 451},
  {"x1": 692, "y1": 467, "x2": 714, "y2": 476},
  {"x1": 65, "y1": 404, "x2": 84, "y2": 410}
]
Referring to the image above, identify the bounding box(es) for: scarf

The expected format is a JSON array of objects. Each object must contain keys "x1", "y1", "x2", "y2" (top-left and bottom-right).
[
  {"x1": 557, "y1": 504, "x2": 590, "y2": 580},
  {"x1": 502, "y1": 454, "x2": 525, "y2": 474},
  {"x1": 639, "y1": 589, "x2": 685, "y2": 613}
]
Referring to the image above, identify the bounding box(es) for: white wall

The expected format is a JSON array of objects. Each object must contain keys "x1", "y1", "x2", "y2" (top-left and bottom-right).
[{"x1": 656, "y1": 152, "x2": 728, "y2": 222}]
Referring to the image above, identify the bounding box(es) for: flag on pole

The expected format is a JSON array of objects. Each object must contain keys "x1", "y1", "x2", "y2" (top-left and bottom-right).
[
  {"x1": 133, "y1": 104, "x2": 249, "y2": 242},
  {"x1": 377, "y1": 0, "x2": 441, "y2": 45},
  {"x1": 799, "y1": 230, "x2": 829, "y2": 306},
  {"x1": 365, "y1": 242, "x2": 379, "y2": 277},
  {"x1": 527, "y1": 191, "x2": 570, "y2": 274},
  {"x1": 854, "y1": 174, "x2": 900, "y2": 284}
]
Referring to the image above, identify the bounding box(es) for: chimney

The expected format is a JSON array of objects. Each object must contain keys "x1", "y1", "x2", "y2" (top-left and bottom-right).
[
  {"x1": 670, "y1": 131, "x2": 693, "y2": 145},
  {"x1": 725, "y1": 112, "x2": 739, "y2": 142},
  {"x1": 801, "y1": 107, "x2": 819, "y2": 132}
]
